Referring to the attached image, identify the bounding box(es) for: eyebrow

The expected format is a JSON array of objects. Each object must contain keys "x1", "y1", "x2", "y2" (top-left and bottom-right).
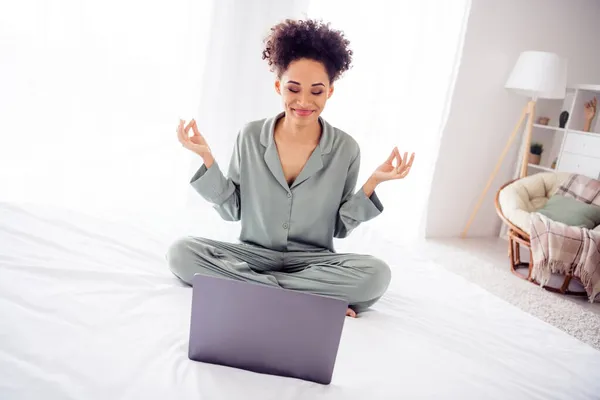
[{"x1": 287, "y1": 80, "x2": 325, "y2": 87}]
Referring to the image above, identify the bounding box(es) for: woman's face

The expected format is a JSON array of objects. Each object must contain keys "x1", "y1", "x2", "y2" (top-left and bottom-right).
[{"x1": 275, "y1": 58, "x2": 334, "y2": 126}]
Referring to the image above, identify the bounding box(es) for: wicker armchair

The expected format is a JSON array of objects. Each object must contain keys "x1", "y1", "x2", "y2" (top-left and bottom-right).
[{"x1": 494, "y1": 171, "x2": 587, "y2": 295}]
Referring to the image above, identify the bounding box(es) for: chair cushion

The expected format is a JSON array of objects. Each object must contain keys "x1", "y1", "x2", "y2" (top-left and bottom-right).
[
  {"x1": 498, "y1": 172, "x2": 571, "y2": 234},
  {"x1": 537, "y1": 195, "x2": 600, "y2": 229}
]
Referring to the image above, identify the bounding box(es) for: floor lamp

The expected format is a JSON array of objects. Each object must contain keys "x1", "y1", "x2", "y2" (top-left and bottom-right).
[{"x1": 461, "y1": 51, "x2": 567, "y2": 238}]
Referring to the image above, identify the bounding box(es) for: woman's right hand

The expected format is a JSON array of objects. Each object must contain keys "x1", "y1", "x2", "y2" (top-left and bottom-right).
[{"x1": 177, "y1": 119, "x2": 214, "y2": 167}]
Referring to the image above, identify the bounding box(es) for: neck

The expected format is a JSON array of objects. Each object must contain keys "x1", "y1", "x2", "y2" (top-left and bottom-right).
[{"x1": 277, "y1": 113, "x2": 321, "y2": 144}]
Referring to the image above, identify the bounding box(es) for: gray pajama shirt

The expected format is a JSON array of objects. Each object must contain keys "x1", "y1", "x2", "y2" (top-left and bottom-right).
[{"x1": 167, "y1": 112, "x2": 391, "y2": 311}]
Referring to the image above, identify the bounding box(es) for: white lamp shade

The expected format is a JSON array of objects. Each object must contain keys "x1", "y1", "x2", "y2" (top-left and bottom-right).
[{"x1": 505, "y1": 51, "x2": 567, "y2": 99}]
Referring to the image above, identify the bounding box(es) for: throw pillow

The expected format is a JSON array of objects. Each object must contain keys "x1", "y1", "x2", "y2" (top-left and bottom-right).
[{"x1": 537, "y1": 195, "x2": 600, "y2": 229}]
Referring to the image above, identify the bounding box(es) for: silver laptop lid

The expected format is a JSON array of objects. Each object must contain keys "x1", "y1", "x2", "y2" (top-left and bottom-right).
[{"x1": 188, "y1": 274, "x2": 348, "y2": 384}]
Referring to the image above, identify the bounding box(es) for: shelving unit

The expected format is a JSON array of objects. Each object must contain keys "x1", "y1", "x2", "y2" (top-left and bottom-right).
[
  {"x1": 500, "y1": 84, "x2": 600, "y2": 240},
  {"x1": 520, "y1": 84, "x2": 600, "y2": 179}
]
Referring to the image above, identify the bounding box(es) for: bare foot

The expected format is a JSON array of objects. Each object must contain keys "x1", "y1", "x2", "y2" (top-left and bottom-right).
[{"x1": 346, "y1": 308, "x2": 357, "y2": 318}]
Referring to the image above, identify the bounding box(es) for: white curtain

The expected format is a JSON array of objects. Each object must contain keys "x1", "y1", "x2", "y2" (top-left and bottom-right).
[
  {"x1": 307, "y1": 0, "x2": 471, "y2": 240},
  {"x1": 184, "y1": 0, "x2": 309, "y2": 209},
  {"x1": 0, "y1": 0, "x2": 214, "y2": 217},
  {"x1": 0, "y1": 0, "x2": 470, "y2": 240}
]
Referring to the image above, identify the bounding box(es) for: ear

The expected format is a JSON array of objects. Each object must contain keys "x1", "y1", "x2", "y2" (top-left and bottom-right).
[
  {"x1": 275, "y1": 80, "x2": 281, "y2": 95},
  {"x1": 328, "y1": 85, "x2": 334, "y2": 99}
]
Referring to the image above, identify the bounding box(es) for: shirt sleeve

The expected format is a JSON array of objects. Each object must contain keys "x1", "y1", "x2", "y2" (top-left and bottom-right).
[
  {"x1": 334, "y1": 149, "x2": 384, "y2": 238},
  {"x1": 189, "y1": 134, "x2": 242, "y2": 221}
]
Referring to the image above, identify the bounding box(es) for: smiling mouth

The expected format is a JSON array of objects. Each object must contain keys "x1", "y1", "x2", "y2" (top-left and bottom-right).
[{"x1": 292, "y1": 108, "x2": 315, "y2": 116}]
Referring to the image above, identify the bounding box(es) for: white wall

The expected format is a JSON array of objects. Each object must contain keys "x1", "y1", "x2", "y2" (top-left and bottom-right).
[{"x1": 425, "y1": 0, "x2": 600, "y2": 238}]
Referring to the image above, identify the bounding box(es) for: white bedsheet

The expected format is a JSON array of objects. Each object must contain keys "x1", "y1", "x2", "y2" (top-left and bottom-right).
[{"x1": 1, "y1": 202, "x2": 599, "y2": 400}]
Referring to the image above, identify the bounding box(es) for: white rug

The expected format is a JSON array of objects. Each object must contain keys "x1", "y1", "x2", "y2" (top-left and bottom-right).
[{"x1": 417, "y1": 238, "x2": 600, "y2": 351}]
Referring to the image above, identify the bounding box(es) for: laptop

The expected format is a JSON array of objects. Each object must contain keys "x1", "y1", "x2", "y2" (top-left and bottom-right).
[{"x1": 188, "y1": 274, "x2": 348, "y2": 385}]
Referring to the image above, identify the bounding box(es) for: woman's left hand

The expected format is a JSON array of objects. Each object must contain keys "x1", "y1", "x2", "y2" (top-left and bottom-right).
[{"x1": 371, "y1": 147, "x2": 415, "y2": 183}]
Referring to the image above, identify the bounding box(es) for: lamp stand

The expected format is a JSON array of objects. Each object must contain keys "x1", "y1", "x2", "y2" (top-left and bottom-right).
[{"x1": 461, "y1": 99, "x2": 536, "y2": 238}]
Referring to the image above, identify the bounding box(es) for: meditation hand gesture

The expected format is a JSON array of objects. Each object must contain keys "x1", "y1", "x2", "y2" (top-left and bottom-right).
[
  {"x1": 372, "y1": 147, "x2": 415, "y2": 183},
  {"x1": 177, "y1": 119, "x2": 214, "y2": 167}
]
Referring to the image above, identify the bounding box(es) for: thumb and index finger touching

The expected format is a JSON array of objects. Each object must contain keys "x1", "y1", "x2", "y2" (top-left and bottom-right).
[
  {"x1": 181, "y1": 119, "x2": 201, "y2": 137},
  {"x1": 388, "y1": 147, "x2": 411, "y2": 166},
  {"x1": 177, "y1": 118, "x2": 205, "y2": 143},
  {"x1": 388, "y1": 147, "x2": 416, "y2": 175},
  {"x1": 177, "y1": 119, "x2": 212, "y2": 158}
]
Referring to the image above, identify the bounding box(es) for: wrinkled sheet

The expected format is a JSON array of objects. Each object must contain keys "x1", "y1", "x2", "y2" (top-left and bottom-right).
[{"x1": 1, "y1": 202, "x2": 599, "y2": 400}]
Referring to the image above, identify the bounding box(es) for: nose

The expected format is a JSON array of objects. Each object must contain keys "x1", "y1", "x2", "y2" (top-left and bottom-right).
[{"x1": 299, "y1": 92, "x2": 311, "y2": 108}]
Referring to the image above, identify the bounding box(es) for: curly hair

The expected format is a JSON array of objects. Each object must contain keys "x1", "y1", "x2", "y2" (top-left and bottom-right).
[{"x1": 262, "y1": 19, "x2": 353, "y2": 83}]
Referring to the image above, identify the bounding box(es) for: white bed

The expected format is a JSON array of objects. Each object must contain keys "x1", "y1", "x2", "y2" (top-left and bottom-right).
[{"x1": 1, "y1": 201, "x2": 599, "y2": 400}]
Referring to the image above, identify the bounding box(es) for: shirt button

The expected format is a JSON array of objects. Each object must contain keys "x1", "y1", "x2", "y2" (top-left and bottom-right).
[
  {"x1": 283, "y1": 223, "x2": 289, "y2": 229},
  {"x1": 287, "y1": 192, "x2": 292, "y2": 198}
]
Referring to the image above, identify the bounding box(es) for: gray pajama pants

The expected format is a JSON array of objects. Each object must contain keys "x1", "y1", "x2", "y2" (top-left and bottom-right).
[{"x1": 166, "y1": 237, "x2": 391, "y2": 312}]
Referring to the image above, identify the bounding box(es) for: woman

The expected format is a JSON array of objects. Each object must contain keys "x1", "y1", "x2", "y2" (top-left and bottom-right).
[{"x1": 168, "y1": 19, "x2": 415, "y2": 318}]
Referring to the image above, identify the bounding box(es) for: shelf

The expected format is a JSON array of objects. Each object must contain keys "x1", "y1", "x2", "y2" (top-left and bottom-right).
[
  {"x1": 528, "y1": 163, "x2": 555, "y2": 172},
  {"x1": 565, "y1": 129, "x2": 600, "y2": 137},
  {"x1": 570, "y1": 84, "x2": 600, "y2": 93},
  {"x1": 533, "y1": 125, "x2": 600, "y2": 137},
  {"x1": 532, "y1": 124, "x2": 565, "y2": 132}
]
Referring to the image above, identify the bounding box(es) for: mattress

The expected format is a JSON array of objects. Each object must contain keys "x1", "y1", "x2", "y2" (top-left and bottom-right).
[{"x1": 1, "y1": 201, "x2": 599, "y2": 400}]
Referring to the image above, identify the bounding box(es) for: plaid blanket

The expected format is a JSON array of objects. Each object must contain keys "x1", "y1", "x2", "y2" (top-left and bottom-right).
[
  {"x1": 556, "y1": 173, "x2": 600, "y2": 204},
  {"x1": 529, "y1": 174, "x2": 600, "y2": 302}
]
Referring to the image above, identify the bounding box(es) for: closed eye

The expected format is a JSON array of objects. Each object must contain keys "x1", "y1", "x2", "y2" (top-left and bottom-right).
[{"x1": 287, "y1": 87, "x2": 323, "y2": 95}]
